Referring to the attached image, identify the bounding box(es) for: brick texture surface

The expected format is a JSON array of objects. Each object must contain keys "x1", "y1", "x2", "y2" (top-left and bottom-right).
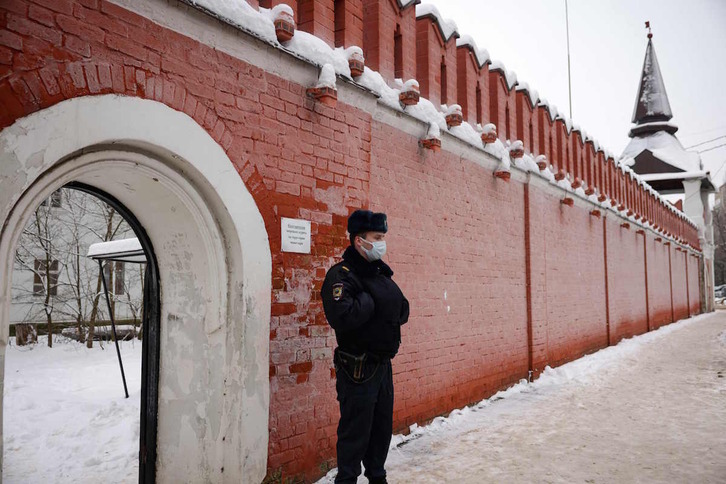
[
  {"x1": 687, "y1": 252, "x2": 701, "y2": 316},
  {"x1": 671, "y1": 249, "x2": 689, "y2": 321},
  {"x1": 415, "y1": 16, "x2": 457, "y2": 107},
  {"x1": 646, "y1": 236, "x2": 674, "y2": 329},
  {"x1": 456, "y1": 46, "x2": 489, "y2": 127},
  {"x1": 606, "y1": 217, "x2": 648, "y2": 343},
  {"x1": 370, "y1": 123, "x2": 528, "y2": 429},
  {"x1": 529, "y1": 189, "x2": 608, "y2": 370},
  {"x1": 0, "y1": 1, "x2": 705, "y2": 482}
]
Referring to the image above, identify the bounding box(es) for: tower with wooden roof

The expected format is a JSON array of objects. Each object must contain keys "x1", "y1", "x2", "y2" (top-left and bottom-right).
[{"x1": 622, "y1": 24, "x2": 715, "y2": 310}]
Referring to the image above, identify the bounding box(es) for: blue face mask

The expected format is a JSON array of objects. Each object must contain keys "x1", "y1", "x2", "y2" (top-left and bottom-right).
[{"x1": 358, "y1": 237, "x2": 387, "y2": 261}]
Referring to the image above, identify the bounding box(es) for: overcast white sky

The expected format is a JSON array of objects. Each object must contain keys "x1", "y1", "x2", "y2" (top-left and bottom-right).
[{"x1": 427, "y1": 0, "x2": 726, "y2": 187}]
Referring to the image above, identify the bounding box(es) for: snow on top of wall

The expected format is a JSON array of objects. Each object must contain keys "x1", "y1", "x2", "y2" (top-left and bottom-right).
[
  {"x1": 555, "y1": 113, "x2": 573, "y2": 132},
  {"x1": 188, "y1": 0, "x2": 696, "y2": 236},
  {"x1": 397, "y1": 0, "x2": 420, "y2": 8},
  {"x1": 456, "y1": 35, "x2": 490, "y2": 67},
  {"x1": 345, "y1": 46, "x2": 364, "y2": 62},
  {"x1": 190, "y1": 0, "x2": 277, "y2": 41},
  {"x1": 402, "y1": 79, "x2": 420, "y2": 92},
  {"x1": 427, "y1": 121, "x2": 441, "y2": 139},
  {"x1": 515, "y1": 82, "x2": 538, "y2": 107},
  {"x1": 593, "y1": 138, "x2": 605, "y2": 154},
  {"x1": 316, "y1": 63, "x2": 336, "y2": 88},
  {"x1": 537, "y1": 98, "x2": 558, "y2": 120},
  {"x1": 270, "y1": 3, "x2": 293, "y2": 20},
  {"x1": 444, "y1": 104, "x2": 463, "y2": 116},
  {"x1": 416, "y1": 3, "x2": 459, "y2": 41},
  {"x1": 489, "y1": 59, "x2": 504, "y2": 70},
  {"x1": 489, "y1": 60, "x2": 518, "y2": 89},
  {"x1": 286, "y1": 31, "x2": 352, "y2": 75}
]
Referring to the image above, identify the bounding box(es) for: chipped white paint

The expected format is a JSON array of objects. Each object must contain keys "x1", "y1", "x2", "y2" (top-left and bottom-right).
[{"x1": 0, "y1": 95, "x2": 271, "y2": 483}]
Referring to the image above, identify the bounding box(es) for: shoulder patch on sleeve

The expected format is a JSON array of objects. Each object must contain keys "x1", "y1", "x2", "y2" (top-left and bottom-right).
[{"x1": 332, "y1": 282, "x2": 344, "y2": 301}]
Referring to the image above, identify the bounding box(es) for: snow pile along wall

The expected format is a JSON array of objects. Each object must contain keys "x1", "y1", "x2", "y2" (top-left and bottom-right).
[{"x1": 0, "y1": 0, "x2": 706, "y2": 482}]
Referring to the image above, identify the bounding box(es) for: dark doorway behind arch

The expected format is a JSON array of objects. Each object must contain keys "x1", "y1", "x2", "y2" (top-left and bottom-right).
[{"x1": 65, "y1": 181, "x2": 160, "y2": 484}]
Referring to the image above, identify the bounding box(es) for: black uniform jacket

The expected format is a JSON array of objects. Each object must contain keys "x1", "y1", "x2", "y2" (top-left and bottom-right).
[{"x1": 321, "y1": 246, "x2": 409, "y2": 359}]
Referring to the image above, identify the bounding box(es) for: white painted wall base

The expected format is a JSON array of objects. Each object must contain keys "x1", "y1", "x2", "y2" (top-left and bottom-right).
[{"x1": 0, "y1": 95, "x2": 271, "y2": 483}]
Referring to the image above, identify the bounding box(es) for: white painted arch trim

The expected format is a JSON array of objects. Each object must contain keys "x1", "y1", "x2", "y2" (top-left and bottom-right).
[{"x1": 0, "y1": 95, "x2": 271, "y2": 482}]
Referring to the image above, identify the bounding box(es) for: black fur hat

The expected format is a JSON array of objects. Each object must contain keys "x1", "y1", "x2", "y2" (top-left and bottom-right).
[{"x1": 347, "y1": 210, "x2": 388, "y2": 235}]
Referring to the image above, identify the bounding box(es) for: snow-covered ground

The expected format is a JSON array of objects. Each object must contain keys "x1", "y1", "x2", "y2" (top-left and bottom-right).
[
  {"x1": 3, "y1": 336, "x2": 141, "y2": 483},
  {"x1": 4, "y1": 313, "x2": 724, "y2": 483},
  {"x1": 318, "y1": 312, "x2": 726, "y2": 483}
]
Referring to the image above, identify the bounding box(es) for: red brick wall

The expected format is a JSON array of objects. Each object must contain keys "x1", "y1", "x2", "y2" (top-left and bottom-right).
[
  {"x1": 0, "y1": 1, "x2": 705, "y2": 482},
  {"x1": 556, "y1": 120, "x2": 572, "y2": 176},
  {"x1": 362, "y1": 0, "x2": 416, "y2": 81},
  {"x1": 333, "y1": 0, "x2": 362, "y2": 48},
  {"x1": 527, "y1": 186, "x2": 608, "y2": 372},
  {"x1": 606, "y1": 218, "x2": 648, "y2": 342},
  {"x1": 584, "y1": 142, "x2": 596, "y2": 193},
  {"x1": 415, "y1": 16, "x2": 456, "y2": 107},
  {"x1": 536, "y1": 105, "x2": 553, "y2": 166},
  {"x1": 670, "y1": 248, "x2": 689, "y2": 321},
  {"x1": 488, "y1": 69, "x2": 516, "y2": 142},
  {"x1": 646, "y1": 235, "x2": 673, "y2": 329},
  {"x1": 571, "y1": 131, "x2": 583, "y2": 183},
  {"x1": 297, "y1": 0, "x2": 335, "y2": 46},
  {"x1": 687, "y1": 252, "x2": 701, "y2": 316},
  {"x1": 456, "y1": 46, "x2": 489, "y2": 126},
  {"x1": 369, "y1": 122, "x2": 529, "y2": 428},
  {"x1": 515, "y1": 90, "x2": 534, "y2": 153}
]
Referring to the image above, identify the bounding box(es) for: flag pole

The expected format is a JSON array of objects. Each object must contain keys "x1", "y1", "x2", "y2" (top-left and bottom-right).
[{"x1": 565, "y1": 0, "x2": 573, "y2": 119}]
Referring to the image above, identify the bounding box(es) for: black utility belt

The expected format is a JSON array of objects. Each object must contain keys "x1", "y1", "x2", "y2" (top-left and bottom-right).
[{"x1": 334, "y1": 348, "x2": 388, "y2": 383}]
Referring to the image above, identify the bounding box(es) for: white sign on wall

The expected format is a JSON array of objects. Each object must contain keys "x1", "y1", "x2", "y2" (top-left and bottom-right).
[{"x1": 281, "y1": 218, "x2": 311, "y2": 254}]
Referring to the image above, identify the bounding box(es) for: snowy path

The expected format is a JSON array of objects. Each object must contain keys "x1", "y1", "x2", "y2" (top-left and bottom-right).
[
  {"x1": 319, "y1": 312, "x2": 726, "y2": 483},
  {"x1": 3, "y1": 337, "x2": 141, "y2": 483}
]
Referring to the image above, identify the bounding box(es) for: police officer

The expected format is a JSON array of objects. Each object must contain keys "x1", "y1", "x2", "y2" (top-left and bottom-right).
[{"x1": 322, "y1": 210, "x2": 409, "y2": 484}]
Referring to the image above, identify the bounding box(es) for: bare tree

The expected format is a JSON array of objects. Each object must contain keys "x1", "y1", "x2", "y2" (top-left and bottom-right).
[
  {"x1": 123, "y1": 263, "x2": 145, "y2": 338},
  {"x1": 13, "y1": 197, "x2": 63, "y2": 347},
  {"x1": 56, "y1": 189, "x2": 90, "y2": 342},
  {"x1": 11, "y1": 188, "x2": 140, "y2": 347}
]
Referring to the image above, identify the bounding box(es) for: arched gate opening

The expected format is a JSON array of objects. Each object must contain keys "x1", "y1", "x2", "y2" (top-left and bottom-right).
[{"x1": 0, "y1": 95, "x2": 272, "y2": 483}]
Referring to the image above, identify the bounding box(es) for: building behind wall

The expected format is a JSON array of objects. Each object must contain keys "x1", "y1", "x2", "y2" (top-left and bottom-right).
[
  {"x1": 0, "y1": 0, "x2": 712, "y2": 481},
  {"x1": 621, "y1": 32, "x2": 716, "y2": 313},
  {"x1": 10, "y1": 188, "x2": 143, "y2": 332}
]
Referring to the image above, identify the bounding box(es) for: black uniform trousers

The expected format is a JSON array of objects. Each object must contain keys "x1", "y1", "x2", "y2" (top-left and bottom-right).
[{"x1": 334, "y1": 357, "x2": 393, "y2": 484}]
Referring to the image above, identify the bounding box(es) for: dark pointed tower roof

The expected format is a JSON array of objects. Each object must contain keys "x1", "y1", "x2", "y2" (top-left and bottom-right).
[
  {"x1": 629, "y1": 34, "x2": 677, "y2": 137},
  {"x1": 623, "y1": 28, "x2": 710, "y2": 185}
]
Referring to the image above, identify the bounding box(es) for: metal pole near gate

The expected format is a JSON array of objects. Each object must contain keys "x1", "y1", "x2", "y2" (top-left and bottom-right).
[{"x1": 98, "y1": 260, "x2": 129, "y2": 399}]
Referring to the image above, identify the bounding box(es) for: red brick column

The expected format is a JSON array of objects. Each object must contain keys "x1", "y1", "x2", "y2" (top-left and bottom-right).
[
  {"x1": 362, "y1": 0, "x2": 416, "y2": 81},
  {"x1": 334, "y1": 0, "x2": 362, "y2": 48},
  {"x1": 298, "y1": 0, "x2": 335, "y2": 46}
]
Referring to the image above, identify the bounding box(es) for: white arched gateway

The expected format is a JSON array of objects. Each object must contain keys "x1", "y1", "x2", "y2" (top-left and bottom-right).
[{"x1": 0, "y1": 95, "x2": 271, "y2": 483}]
